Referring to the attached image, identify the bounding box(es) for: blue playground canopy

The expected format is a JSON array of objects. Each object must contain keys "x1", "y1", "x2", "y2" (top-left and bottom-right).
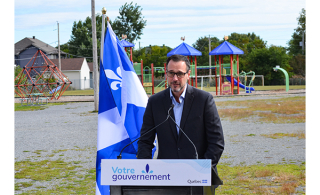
[
  {"x1": 120, "y1": 40, "x2": 135, "y2": 47},
  {"x1": 209, "y1": 41, "x2": 244, "y2": 55},
  {"x1": 167, "y1": 42, "x2": 202, "y2": 57}
]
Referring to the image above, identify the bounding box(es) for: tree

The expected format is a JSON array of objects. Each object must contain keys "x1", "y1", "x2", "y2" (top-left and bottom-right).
[
  {"x1": 246, "y1": 46, "x2": 292, "y2": 85},
  {"x1": 289, "y1": 54, "x2": 305, "y2": 77},
  {"x1": 66, "y1": 2, "x2": 146, "y2": 60},
  {"x1": 227, "y1": 32, "x2": 267, "y2": 55},
  {"x1": 224, "y1": 33, "x2": 267, "y2": 71},
  {"x1": 191, "y1": 33, "x2": 267, "y2": 72},
  {"x1": 67, "y1": 14, "x2": 106, "y2": 61},
  {"x1": 111, "y1": 2, "x2": 147, "y2": 44},
  {"x1": 287, "y1": 8, "x2": 305, "y2": 77},
  {"x1": 132, "y1": 45, "x2": 172, "y2": 77},
  {"x1": 287, "y1": 8, "x2": 306, "y2": 55},
  {"x1": 14, "y1": 66, "x2": 27, "y2": 85}
]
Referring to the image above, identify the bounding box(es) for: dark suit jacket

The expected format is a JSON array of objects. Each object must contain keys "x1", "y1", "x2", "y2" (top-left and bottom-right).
[{"x1": 137, "y1": 85, "x2": 224, "y2": 167}]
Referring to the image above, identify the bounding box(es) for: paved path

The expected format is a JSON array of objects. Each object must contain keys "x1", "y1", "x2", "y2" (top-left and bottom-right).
[{"x1": 14, "y1": 89, "x2": 305, "y2": 103}]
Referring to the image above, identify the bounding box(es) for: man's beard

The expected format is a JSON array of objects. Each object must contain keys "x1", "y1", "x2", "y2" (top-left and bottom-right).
[{"x1": 170, "y1": 81, "x2": 185, "y2": 93}]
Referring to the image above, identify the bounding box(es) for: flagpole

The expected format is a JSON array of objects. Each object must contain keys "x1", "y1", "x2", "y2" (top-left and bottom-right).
[
  {"x1": 100, "y1": 7, "x2": 106, "y2": 92},
  {"x1": 91, "y1": 0, "x2": 99, "y2": 111}
]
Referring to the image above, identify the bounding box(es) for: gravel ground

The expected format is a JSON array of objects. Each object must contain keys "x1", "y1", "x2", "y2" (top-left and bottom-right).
[
  {"x1": 15, "y1": 102, "x2": 98, "y2": 169},
  {"x1": 14, "y1": 90, "x2": 305, "y2": 193}
]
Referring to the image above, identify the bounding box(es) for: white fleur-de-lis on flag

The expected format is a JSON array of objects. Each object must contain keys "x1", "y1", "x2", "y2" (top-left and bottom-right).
[{"x1": 105, "y1": 67, "x2": 122, "y2": 90}]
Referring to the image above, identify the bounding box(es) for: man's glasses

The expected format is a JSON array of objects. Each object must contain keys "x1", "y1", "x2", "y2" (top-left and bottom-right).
[{"x1": 166, "y1": 71, "x2": 188, "y2": 78}]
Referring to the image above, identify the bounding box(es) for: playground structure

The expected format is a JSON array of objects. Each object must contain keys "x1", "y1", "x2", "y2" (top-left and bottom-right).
[
  {"x1": 15, "y1": 50, "x2": 72, "y2": 100},
  {"x1": 208, "y1": 40, "x2": 245, "y2": 95},
  {"x1": 273, "y1": 65, "x2": 289, "y2": 92},
  {"x1": 131, "y1": 40, "x2": 258, "y2": 96},
  {"x1": 120, "y1": 39, "x2": 134, "y2": 62},
  {"x1": 133, "y1": 61, "x2": 167, "y2": 95},
  {"x1": 231, "y1": 71, "x2": 255, "y2": 93}
]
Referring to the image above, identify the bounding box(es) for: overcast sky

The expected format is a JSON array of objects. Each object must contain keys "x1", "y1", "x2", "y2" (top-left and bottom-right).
[{"x1": 14, "y1": 0, "x2": 305, "y2": 53}]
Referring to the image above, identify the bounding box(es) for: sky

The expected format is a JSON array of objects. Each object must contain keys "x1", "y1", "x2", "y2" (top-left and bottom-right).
[{"x1": 14, "y1": 0, "x2": 306, "y2": 53}]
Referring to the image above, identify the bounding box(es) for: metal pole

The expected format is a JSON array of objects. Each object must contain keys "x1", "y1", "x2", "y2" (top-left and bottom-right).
[
  {"x1": 91, "y1": 0, "x2": 99, "y2": 111},
  {"x1": 219, "y1": 55, "x2": 222, "y2": 95},
  {"x1": 201, "y1": 76, "x2": 203, "y2": 90},
  {"x1": 230, "y1": 55, "x2": 233, "y2": 95},
  {"x1": 98, "y1": 8, "x2": 106, "y2": 111},
  {"x1": 151, "y1": 63, "x2": 154, "y2": 95},
  {"x1": 237, "y1": 54, "x2": 240, "y2": 94}
]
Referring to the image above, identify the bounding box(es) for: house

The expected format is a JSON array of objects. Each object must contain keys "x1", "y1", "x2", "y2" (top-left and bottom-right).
[
  {"x1": 87, "y1": 62, "x2": 94, "y2": 88},
  {"x1": 50, "y1": 58, "x2": 91, "y2": 90},
  {"x1": 15, "y1": 36, "x2": 67, "y2": 70}
]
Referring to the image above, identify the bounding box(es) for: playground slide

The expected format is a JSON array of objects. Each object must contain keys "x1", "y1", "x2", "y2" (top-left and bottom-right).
[{"x1": 226, "y1": 76, "x2": 255, "y2": 92}]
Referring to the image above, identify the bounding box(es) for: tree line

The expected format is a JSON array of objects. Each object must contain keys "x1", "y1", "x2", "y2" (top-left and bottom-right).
[{"x1": 59, "y1": 2, "x2": 305, "y2": 85}]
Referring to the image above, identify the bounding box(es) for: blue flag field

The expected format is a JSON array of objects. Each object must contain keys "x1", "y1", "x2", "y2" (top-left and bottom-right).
[{"x1": 96, "y1": 22, "x2": 149, "y2": 195}]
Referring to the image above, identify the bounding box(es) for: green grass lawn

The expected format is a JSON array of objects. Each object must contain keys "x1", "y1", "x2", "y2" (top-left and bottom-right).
[
  {"x1": 61, "y1": 89, "x2": 94, "y2": 96},
  {"x1": 15, "y1": 102, "x2": 66, "y2": 111},
  {"x1": 216, "y1": 96, "x2": 305, "y2": 124}
]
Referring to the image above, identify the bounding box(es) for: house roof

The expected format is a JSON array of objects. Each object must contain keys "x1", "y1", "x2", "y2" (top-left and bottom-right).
[
  {"x1": 15, "y1": 37, "x2": 67, "y2": 56},
  {"x1": 88, "y1": 62, "x2": 93, "y2": 72},
  {"x1": 50, "y1": 58, "x2": 85, "y2": 71}
]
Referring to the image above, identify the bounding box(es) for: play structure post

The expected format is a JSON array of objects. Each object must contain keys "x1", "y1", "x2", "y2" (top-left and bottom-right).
[
  {"x1": 140, "y1": 59, "x2": 144, "y2": 84},
  {"x1": 151, "y1": 63, "x2": 154, "y2": 95},
  {"x1": 237, "y1": 55, "x2": 240, "y2": 94},
  {"x1": 195, "y1": 56, "x2": 197, "y2": 88},
  {"x1": 130, "y1": 48, "x2": 133, "y2": 62},
  {"x1": 219, "y1": 55, "x2": 222, "y2": 95},
  {"x1": 273, "y1": 65, "x2": 289, "y2": 92},
  {"x1": 215, "y1": 55, "x2": 218, "y2": 95},
  {"x1": 190, "y1": 56, "x2": 193, "y2": 87},
  {"x1": 230, "y1": 55, "x2": 234, "y2": 95},
  {"x1": 164, "y1": 63, "x2": 167, "y2": 88}
]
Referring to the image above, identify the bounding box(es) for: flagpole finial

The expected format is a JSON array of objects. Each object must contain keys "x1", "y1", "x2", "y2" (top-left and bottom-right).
[{"x1": 102, "y1": 7, "x2": 107, "y2": 15}]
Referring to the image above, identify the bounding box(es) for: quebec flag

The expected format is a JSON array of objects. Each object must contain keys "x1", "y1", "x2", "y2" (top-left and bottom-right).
[{"x1": 96, "y1": 22, "x2": 148, "y2": 195}]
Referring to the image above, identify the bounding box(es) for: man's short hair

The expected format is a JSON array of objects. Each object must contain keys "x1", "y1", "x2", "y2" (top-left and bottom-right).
[{"x1": 166, "y1": 54, "x2": 190, "y2": 72}]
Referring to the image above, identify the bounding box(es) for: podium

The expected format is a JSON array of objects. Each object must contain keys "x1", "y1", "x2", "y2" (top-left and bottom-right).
[{"x1": 101, "y1": 159, "x2": 223, "y2": 195}]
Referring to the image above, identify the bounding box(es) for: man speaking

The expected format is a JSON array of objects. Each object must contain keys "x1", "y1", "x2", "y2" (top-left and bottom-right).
[{"x1": 137, "y1": 54, "x2": 224, "y2": 168}]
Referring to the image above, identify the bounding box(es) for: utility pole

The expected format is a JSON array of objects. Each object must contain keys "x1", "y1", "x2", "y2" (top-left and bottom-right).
[
  {"x1": 299, "y1": 31, "x2": 305, "y2": 55},
  {"x1": 302, "y1": 31, "x2": 305, "y2": 55},
  {"x1": 57, "y1": 22, "x2": 61, "y2": 72},
  {"x1": 91, "y1": 0, "x2": 99, "y2": 111}
]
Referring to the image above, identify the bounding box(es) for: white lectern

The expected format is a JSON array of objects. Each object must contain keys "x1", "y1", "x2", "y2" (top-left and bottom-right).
[{"x1": 101, "y1": 159, "x2": 222, "y2": 195}]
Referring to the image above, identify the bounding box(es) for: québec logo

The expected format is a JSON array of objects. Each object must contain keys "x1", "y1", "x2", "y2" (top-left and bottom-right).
[{"x1": 142, "y1": 164, "x2": 153, "y2": 174}]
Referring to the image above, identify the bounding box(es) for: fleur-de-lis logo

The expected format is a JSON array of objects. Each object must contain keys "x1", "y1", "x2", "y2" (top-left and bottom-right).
[
  {"x1": 142, "y1": 164, "x2": 153, "y2": 174},
  {"x1": 105, "y1": 67, "x2": 122, "y2": 90}
]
